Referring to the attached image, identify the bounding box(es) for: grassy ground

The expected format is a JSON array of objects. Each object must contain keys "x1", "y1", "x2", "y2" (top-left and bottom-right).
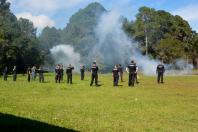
[{"x1": 0, "y1": 73, "x2": 198, "y2": 132}]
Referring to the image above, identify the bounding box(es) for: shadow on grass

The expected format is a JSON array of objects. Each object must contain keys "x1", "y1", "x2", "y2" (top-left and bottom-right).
[{"x1": 0, "y1": 113, "x2": 78, "y2": 132}]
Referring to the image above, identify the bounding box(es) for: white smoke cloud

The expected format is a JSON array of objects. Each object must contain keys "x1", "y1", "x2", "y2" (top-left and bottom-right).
[
  {"x1": 89, "y1": 10, "x2": 193, "y2": 75},
  {"x1": 89, "y1": 10, "x2": 159, "y2": 75},
  {"x1": 50, "y1": 44, "x2": 81, "y2": 71},
  {"x1": 16, "y1": 12, "x2": 55, "y2": 29}
]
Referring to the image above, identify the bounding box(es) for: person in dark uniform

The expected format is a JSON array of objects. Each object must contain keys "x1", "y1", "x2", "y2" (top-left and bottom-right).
[
  {"x1": 13, "y1": 66, "x2": 17, "y2": 81},
  {"x1": 90, "y1": 62, "x2": 99, "y2": 86},
  {"x1": 118, "y1": 64, "x2": 124, "y2": 82},
  {"x1": 38, "y1": 66, "x2": 44, "y2": 83},
  {"x1": 60, "y1": 65, "x2": 64, "y2": 81},
  {"x1": 3, "y1": 66, "x2": 8, "y2": 81},
  {"x1": 112, "y1": 65, "x2": 119, "y2": 86},
  {"x1": 27, "y1": 66, "x2": 31, "y2": 82},
  {"x1": 80, "y1": 65, "x2": 85, "y2": 80},
  {"x1": 156, "y1": 63, "x2": 165, "y2": 83},
  {"x1": 126, "y1": 60, "x2": 136, "y2": 87},
  {"x1": 66, "y1": 64, "x2": 74, "y2": 84},
  {"x1": 55, "y1": 65, "x2": 61, "y2": 83}
]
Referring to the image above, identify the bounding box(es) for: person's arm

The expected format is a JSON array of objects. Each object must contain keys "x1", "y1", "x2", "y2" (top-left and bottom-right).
[
  {"x1": 126, "y1": 67, "x2": 129, "y2": 73},
  {"x1": 136, "y1": 66, "x2": 138, "y2": 73}
]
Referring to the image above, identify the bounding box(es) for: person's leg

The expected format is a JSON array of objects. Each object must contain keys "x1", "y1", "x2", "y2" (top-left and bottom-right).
[
  {"x1": 128, "y1": 74, "x2": 132, "y2": 86},
  {"x1": 131, "y1": 73, "x2": 135, "y2": 86},
  {"x1": 113, "y1": 77, "x2": 116, "y2": 86},
  {"x1": 13, "y1": 74, "x2": 17, "y2": 81},
  {"x1": 28, "y1": 75, "x2": 30, "y2": 82},
  {"x1": 70, "y1": 74, "x2": 72, "y2": 84},
  {"x1": 161, "y1": 73, "x2": 164, "y2": 83},
  {"x1": 67, "y1": 75, "x2": 69, "y2": 84},
  {"x1": 82, "y1": 72, "x2": 84, "y2": 80},
  {"x1": 58, "y1": 76, "x2": 60, "y2": 83},
  {"x1": 90, "y1": 74, "x2": 94, "y2": 86},
  {"x1": 115, "y1": 77, "x2": 118, "y2": 86},
  {"x1": 157, "y1": 73, "x2": 160, "y2": 83},
  {"x1": 95, "y1": 74, "x2": 98, "y2": 85}
]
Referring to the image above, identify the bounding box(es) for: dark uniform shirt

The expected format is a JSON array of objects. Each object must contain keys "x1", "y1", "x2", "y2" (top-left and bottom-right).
[
  {"x1": 112, "y1": 68, "x2": 119, "y2": 77},
  {"x1": 157, "y1": 64, "x2": 165, "y2": 73},
  {"x1": 3, "y1": 67, "x2": 8, "y2": 74},
  {"x1": 66, "y1": 67, "x2": 74, "y2": 74},
  {"x1": 55, "y1": 68, "x2": 61, "y2": 76},
  {"x1": 91, "y1": 65, "x2": 98, "y2": 75},
  {"x1": 127, "y1": 63, "x2": 136, "y2": 73}
]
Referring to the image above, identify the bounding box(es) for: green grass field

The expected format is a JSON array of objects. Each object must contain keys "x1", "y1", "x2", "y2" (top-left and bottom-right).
[{"x1": 0, "y1": 73, "x2": 198, "y2": 132}]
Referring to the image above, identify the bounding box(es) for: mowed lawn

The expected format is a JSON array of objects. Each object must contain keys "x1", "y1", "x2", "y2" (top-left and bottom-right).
[{"x1": 0, "y1": 73, "x2": 198, "y2": 132}]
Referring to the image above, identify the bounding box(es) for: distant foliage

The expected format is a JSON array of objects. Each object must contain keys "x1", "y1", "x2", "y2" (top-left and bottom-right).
[
  {"x1": 0, "y1": 0, "x2": 43, "y2": 72},
  {"x1": 123, "y1": 6, "x2": 198, "y2": 67}
]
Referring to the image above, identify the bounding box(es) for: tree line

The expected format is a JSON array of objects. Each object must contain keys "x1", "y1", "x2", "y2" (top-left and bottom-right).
[{"x1": 1, "y1": 1, "x2": 198, "y2": 73}]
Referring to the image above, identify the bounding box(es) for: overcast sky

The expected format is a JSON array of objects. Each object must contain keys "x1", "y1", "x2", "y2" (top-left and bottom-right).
[{"x1": 8, "y1": 0, "x2": 198, "y2": 32}]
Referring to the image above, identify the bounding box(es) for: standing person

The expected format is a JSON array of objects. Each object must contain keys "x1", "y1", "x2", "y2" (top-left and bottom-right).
[
  {"x1": 126, "y1": 60, "x2": 136, "y2": 87},
  {"x1": 60, "y1": 65, "x2": 64, "y2": 81},
  {"x1": 38, "y1": 66, "x2": 44, "y2": 83},
  {"x1": 13, "y1": 66, "x2": 17, "y2": 81},
  {"x1": 118, "y1": 64, "x2": 124, "y2": 82},
  {"x1": 156, "y1": 63, "x2": 165, "y2": 84},
  {"x1": 31, "y1": 66, "x2": 36, "y2": 80},
  {"x1": 27, "y1": 66, "x2": 31, "y2": 82},
  {"x1": 3, "y1": 66, "x2": 8, "y2": 81},
  {"x1": 80, "y1": 65, "x2": 85, "y2": 80},
  {"x1": 135, "y1": 63, "x2": 139, "y2": 84},
  {"x1": 66, "y1": 64, "x2": 74, "y2": 84},
  {"x1": 112, "y1": 65, "x2": 119, "y2": 86},
  {"x1": 55, "y1": 65, "x2": 61, "y2": 83},
  {"x1": 90, "y1": 62, "x2": 99, "y2": 86}
]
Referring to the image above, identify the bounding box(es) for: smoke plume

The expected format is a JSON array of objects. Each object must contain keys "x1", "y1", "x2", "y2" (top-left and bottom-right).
[
  {"x1": 88, "y1": 11, "x2": 159, "y2": 75},
  {"x1": 50, "y1": 44, "x2": 81, "y2": 71}
]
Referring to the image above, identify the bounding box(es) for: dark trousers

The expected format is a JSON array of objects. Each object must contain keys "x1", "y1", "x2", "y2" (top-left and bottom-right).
[
  {"x1": 39, "y1": 74, "x2": 44, "y2": 83},
  {"x1": 157, "y1": 73, "x2": 164, "y2": 83},
  {"x1": 28, "y1": 75, "x2": 30, "y2": 82},
  {"x1": 67, "y1": 74, "x2": 72, "y2": 84},
  {"x1": 13, "y1": 74, "x2": 17, "y2": 81},
  {"x1": 128, "y1": 73, "x2": 135, "y2": 86},
  {"x1": 3, "y1": 73, "x2": 7, "y2": 81},
  {"x1": 81, "y1": 72, "x2": 84, "y2": 80},
  {"x1": 55, "y1": 75, "x2": 61, "y2": 83},
  {"x1": 113, "y1": 76, "x2": 119, "y2": 86},
  {"x1": 90, "y1": 74, "x2": 98, "y2": 86}
]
